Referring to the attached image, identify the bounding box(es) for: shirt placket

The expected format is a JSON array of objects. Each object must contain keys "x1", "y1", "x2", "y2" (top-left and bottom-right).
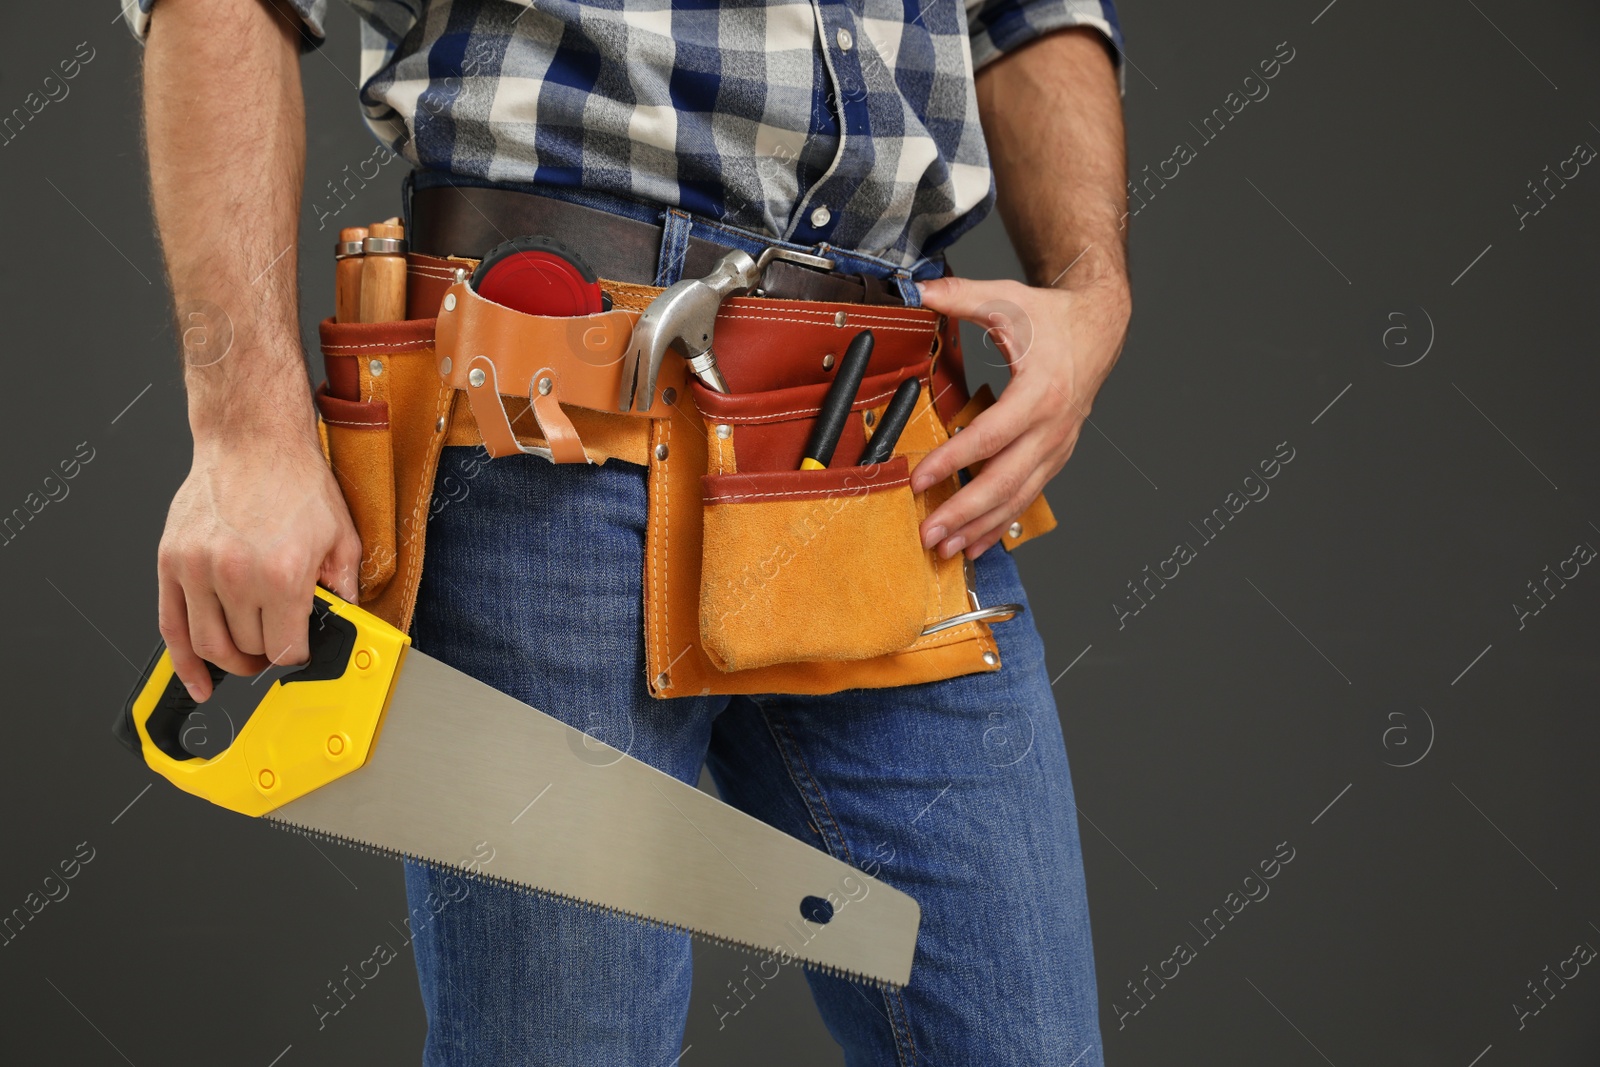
[{"x1": 790, "y1": 0, "x2": 873, "y2": 248}]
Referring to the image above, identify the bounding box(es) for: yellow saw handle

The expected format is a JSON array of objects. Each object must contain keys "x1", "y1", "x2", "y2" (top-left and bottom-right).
[{"x1": 114, "y1": 588, "x2": 411, "y2": 817}]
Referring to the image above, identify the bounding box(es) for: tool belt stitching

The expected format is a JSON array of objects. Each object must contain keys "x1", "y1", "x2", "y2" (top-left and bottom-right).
[
  {"x1": 709, "y1": 380, "x2": 915, "y2": 424},
  {"x1": 704, "y1": 474, "x2": 911, "y2": 505},
  {"x1": 399, "y1": 385, "x2": 455, "y2": 628},
  {"x1": 716, "y1": 310, "x2": 934, "y2": 334},
  {"x1": 651, "y1": 416, "x2": 672, "y2": 678},
  {"x1": 325, "y1": 338, "x2": 436, "y2": 353}
]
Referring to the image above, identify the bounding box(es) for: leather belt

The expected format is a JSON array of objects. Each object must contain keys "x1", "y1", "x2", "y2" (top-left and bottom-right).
[{"x1": 408, "y1": 184, "x2": 904, "y2": 307}]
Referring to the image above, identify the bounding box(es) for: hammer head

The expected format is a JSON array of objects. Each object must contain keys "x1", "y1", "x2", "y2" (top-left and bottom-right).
[{"x1": 618, "y1": 250, "x2": 758, "y2": 411}]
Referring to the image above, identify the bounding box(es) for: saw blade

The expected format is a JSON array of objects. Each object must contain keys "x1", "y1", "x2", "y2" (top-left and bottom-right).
[{"x1": 264, "y1": 651, "x2": 920, "y2": 987}]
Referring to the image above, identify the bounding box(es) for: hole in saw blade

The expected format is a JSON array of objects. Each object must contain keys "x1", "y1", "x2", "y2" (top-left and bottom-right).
[
  {"x1": 799, "y1": 895, "x2": 834, "y2": 925},
  {"x1": 179, "y1": 663, "x2": 301, "y2": 759}
]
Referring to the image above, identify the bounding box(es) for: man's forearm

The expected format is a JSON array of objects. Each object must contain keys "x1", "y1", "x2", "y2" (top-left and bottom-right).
[
  {"x1": 975, "y1": 27, "x2": 1128, "y2": 293},
  {"x1": 144, "y1": 0, "x2": 313, "y2": 444}
]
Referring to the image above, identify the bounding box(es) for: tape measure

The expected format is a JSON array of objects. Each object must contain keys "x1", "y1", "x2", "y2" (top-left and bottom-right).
[{"x1": 470, "y1": 235, "x2": 610, "y2": 316}]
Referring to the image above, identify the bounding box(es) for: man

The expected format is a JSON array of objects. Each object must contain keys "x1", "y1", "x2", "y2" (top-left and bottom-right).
[{"x1": 129, "y1": 0, "x2": 1131, "y2": 1062}]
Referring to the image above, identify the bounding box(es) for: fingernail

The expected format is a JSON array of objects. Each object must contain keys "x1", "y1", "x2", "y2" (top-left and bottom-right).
[
  {"x1": 923, "y1": 524, "x2": 946, "y2": 550},
  {"x1": 914, "y1": 281, "x2": 927, "y2": 298},
  {"x1": 943, "y1": 535, "x2": 966, "y2": 558},
  {"x1": 184, "y1": 681, "x2": 205, "y2": 703}
]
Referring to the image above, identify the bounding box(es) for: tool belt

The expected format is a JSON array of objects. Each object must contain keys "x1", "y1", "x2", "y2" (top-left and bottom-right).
[{"x1": 315, "y1": 196, "x2": 1059, "y2": 698}]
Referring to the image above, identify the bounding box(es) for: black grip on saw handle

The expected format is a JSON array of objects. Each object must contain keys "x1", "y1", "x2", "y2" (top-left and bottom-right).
[{"x1": 113, "y1": 597, "x2": 358, "y2": 762}]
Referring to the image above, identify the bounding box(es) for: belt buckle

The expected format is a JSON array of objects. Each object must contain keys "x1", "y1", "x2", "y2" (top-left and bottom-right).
[{"x1": 748, "y1": 246, "x2": 837, "y2": 298}]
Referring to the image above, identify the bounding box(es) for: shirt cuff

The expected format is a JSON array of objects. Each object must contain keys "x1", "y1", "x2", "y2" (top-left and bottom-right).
[
  {"x1": 968, "y1": 0, "x2": 1123, "y2": 83},
  {"x1": 121, "y1": 0, "x2": 328, "y2": 52}
]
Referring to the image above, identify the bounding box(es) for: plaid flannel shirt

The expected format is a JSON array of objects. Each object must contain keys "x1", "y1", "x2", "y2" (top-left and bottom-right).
[{"x1": 126, "y1": 0, "x2": 1120, "y2": 269}]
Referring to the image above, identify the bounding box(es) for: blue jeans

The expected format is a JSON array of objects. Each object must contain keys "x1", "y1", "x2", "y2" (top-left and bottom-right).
[{"x1": 403, "y1": 448, "x2": 1102, "y2": 1066}]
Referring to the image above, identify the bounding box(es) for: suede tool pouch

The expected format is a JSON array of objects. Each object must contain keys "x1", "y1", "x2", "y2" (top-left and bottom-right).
[
  {"x1": 690, "y1": 370, "x2": 948, "y2": 673},
  {"x1": 698, "y1": 454, "x2": 935, "y2": 672},
  {"x1": 317, "y1": 316, "x2": 455, "y2": 634},
  {"x1": 313, "y1": 384, "x2": 397, "y2": 602}
]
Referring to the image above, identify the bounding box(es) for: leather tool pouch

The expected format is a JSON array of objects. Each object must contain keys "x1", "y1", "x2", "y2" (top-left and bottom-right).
[
  {"x1": 691, "y1": 375, "x2": 937, "y2": 672},
  {"x1": 640, "y1": 309, "x2": 1060, "y2": 699},
  {"x1": 316, "y1": 256, "x2": 1060, "y2": 695},
  {"x1": 315, "y1": 316, "x2": 454, "y2": 633}
]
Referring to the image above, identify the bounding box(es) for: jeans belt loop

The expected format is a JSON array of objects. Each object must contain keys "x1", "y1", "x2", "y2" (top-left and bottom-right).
[
  {"x1": 654, "y1": 209, "x2": 696, "y2": 287},
  {"x1": 892, "y1": 268, "x2": 920, "y2": 308}
]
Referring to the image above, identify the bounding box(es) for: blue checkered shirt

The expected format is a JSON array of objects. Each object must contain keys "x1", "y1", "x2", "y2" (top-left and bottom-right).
[{"x1": 126, "y1": 0, "x2": 1120, "y2": 270}]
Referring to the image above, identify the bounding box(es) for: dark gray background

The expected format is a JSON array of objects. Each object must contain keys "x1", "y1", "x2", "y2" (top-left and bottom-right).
[{"x1": 4, "y1": 0, "x2": 1598, "y2": 1063}]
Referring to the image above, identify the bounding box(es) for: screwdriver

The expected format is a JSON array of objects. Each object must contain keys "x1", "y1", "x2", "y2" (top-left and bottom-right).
[{"x1": 800, "y1": 330, "x2": 874, "y2": 470}]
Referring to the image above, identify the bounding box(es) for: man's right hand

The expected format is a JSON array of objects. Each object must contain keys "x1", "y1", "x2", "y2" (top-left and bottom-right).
[
  {"x1": 141, "y1": 0, "x2": 343, "y2": 702},
  {"x1": 158, "y1": 431, "x2": 360, "y2": 703}
]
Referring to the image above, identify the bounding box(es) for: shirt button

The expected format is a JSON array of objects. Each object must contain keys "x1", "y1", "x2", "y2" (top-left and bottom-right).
[
  {"x1": 810, "y1": 205, "x2": 832, "y2": 227},
  {"x1": 836, "y1": 27, "x2": 854, "y2": 51}
]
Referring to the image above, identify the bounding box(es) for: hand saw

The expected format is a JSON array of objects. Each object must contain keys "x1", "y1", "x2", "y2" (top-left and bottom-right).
[{"x1": 112, "y1": 588, "x2": 919, "y2": 987}]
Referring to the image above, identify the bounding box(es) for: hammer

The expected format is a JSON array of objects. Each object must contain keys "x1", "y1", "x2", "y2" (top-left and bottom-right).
[{"x1": 619, "y1": 246, "x2": 836, "y2": 411}]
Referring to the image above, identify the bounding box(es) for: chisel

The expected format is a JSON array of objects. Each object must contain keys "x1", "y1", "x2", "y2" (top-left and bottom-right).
[
  {"x1": 358, "y1": 218, "x2": 407, "y2": 323},
  {"x1": 334, "y1": 226, "x2": 367, "y2": 324}
]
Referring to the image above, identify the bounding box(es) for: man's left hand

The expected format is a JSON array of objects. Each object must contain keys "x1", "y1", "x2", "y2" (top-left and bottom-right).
[{"x1": 910, "y1": 275, "x2": 1131, "y2": 560}]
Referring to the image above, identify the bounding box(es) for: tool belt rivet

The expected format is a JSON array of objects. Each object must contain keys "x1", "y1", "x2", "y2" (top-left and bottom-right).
[
  {"x1": 655, "y1": 443, "x2": 669, "y2": 461},
  {"x1": 537, "y1": 376, "x2": 553, "y2": 396},
  {"x1": 370, "y1": 360, "x2": 384, "y2": 377},
  {"x1": 834, "y1": 311, "x2": 848, "y2": 328},
  {"x1": 715, "y1": 424, "x2": 732, "y2": 439},
  {"x1": 982, "y1": 652, "x2": 998, "y2": 666},
  {"x1": 864, "y1": 410, "x2": 876, "y2": 427},
  {"x1": 436, "y1": 416, "x2": 447, "y2": 433},
  {"x1": 662, "y1": 387, "x2": 677, "y2": 406},
  {"x1": 1008, "y1": 521, "x2": 1024, "y2": 538},
  {"x1": 469, "y1": 368, "x2": 487, "y2": 388},
  {"x1": 440, "y1": 356, "x2": 452, "y2": 375},
  {"x1": 822, "y1": 353, "x2": 836, "y2": 370},
  {"x1": 655, "y1": 672, "x2": 671, "y2": 689},
  {"x1": 443, "y1": 293, "x2": 457, "y2": 312}
]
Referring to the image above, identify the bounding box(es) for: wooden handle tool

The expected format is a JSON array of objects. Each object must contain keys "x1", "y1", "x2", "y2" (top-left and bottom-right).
[
  {"x1": 358, "y1": 217, "x2": 407, "y2": 323},
  {"x1": 334, "y1": 226, "x2": 367, "y2": 324}
]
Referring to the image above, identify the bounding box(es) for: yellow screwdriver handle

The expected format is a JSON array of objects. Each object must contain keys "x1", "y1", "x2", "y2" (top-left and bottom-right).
[{"x1": 115, "y1": 588, "x2": 411, "y2": 817}]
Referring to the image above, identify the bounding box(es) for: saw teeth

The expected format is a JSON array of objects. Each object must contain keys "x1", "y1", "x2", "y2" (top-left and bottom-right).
[{"x1": 267, "y1": 819, "x2": 900, "y2": 991}]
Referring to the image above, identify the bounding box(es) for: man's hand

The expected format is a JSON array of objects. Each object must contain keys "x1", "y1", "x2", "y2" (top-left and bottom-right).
[
  {"x1": 159, "y1": 432, "x2": 360, "y2": 702},
  {"x1": 911, "y1": 275, "x2": 1130, "y2": 559},
  {"x1": 913, "y1": 25, "x2": 1129, "y2": 560},
  {"x1": 143, "y1": 0, "x2": 341, "y2": 700}
]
